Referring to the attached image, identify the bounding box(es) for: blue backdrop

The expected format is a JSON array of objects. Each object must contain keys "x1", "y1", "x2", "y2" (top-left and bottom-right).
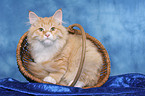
[{"x1": 0, "y1": 0, "x2": 145, "y2": 82}]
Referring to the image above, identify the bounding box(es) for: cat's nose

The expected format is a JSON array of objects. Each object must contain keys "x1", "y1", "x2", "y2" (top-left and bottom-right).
[{"x1": 45, "y1": 34, "x2": 50, "y2": 37}]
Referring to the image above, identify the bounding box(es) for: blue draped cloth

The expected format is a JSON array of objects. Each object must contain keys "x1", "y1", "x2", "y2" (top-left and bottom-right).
[{"x1": 0, "y1": 73, "x2": 145, "y2": 95}]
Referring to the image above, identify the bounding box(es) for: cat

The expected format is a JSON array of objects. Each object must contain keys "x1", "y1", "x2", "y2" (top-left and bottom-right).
[{"x1": 27, "y1": 9, "x2": 103, "y2": 88}]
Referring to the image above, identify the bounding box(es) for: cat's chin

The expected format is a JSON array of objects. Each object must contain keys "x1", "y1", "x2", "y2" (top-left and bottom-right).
[{"x1": 42, "y1": 39, "x2": 54, "y2": 46}]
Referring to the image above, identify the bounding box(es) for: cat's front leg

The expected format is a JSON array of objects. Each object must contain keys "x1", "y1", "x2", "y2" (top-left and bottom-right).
[
  {"x1": 43, "y1": 69, "x2": 66, "y2": 84},
  {"x1": 43, "y1": 59, "x2": 68, "y2": 84}
]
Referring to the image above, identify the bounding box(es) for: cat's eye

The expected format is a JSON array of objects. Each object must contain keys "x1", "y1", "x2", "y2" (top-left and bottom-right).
[
  {"x1": 51, "y1": 27, "x2": 55, "y2": 31},
  {"x1": 39, "y1": 28, "x2": 44, "y2": 31}
]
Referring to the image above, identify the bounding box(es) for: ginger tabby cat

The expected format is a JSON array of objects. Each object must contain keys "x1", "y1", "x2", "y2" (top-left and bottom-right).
[{"x1": 27, "y1": 9, "x2": 103, "y2": 88}]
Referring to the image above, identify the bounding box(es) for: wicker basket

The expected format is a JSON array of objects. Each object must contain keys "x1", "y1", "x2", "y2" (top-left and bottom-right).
[{"x1": 16, "y1": 24, "x2": 110, "y2": 89}]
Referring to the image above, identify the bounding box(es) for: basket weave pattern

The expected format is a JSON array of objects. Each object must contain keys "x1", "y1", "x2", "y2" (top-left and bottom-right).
[{"x1": 16, "y1": 27, "x2": 110, "y2": 89}]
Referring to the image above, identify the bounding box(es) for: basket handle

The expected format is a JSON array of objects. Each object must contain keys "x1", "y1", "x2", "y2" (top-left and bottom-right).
[{"x1": 67, "y1": 24, "x2": 86, "y2": 87}]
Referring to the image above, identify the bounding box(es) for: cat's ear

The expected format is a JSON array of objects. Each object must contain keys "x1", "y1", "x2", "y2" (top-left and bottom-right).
[
  {"x1": 52, "y1": 9, "x2": 62, "y2": 25},
  {"x1": 29, "y1": 11, "x2": 39, "y2": 24}
]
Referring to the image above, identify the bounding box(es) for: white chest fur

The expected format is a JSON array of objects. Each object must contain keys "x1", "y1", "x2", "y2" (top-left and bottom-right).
[
  {"x1": 30, "y1": 39, "x2": 65, "y2": 63},
  {"x1": 33, "y1": 45, "x2": 57, "y2": 63}
]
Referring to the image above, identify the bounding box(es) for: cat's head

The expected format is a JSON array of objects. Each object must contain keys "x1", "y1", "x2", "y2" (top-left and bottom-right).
[{"x1": 28, "y1": 9, "x2": 68, "y2": 46}]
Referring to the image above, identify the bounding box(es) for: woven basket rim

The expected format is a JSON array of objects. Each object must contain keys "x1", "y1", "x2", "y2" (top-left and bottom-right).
[{"x1": 16, "y1": 28, "x2": 110, "y2": 89}]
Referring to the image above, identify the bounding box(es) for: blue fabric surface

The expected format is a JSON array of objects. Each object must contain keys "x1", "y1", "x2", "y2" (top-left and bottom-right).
[{"x1": 0, "y1": 73, "x2": 145, "y2": 95}]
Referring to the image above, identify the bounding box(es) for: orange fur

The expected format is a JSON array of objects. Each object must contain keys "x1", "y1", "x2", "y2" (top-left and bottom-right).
[{"x1": 27, "y1": 9, "x2": 103, "y2": 87}]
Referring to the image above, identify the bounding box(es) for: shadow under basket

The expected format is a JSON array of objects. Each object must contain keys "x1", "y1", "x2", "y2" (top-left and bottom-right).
[{"x1": 16, "y1": 24, "x2": 110, "y2": 89}]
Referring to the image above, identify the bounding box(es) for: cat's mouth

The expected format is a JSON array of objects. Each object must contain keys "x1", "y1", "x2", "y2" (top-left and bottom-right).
[
  {"x1": 43, "y1": 36, "x2": 56, "y2": 41},
  {"x1": 41, "y1": 38, "x2": 57, "y2": 46}
]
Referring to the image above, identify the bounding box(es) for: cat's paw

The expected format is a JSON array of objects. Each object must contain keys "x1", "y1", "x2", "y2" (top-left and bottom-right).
[
  {"x1": 43, "y1": 76, "x2": 56, "y2": 84},
  {"x1": 68, "y1": 80, "x2": 84, "y2": 88},
  {"x1": 75, "y1": 81, "x2": 85, "y2": 88}
]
